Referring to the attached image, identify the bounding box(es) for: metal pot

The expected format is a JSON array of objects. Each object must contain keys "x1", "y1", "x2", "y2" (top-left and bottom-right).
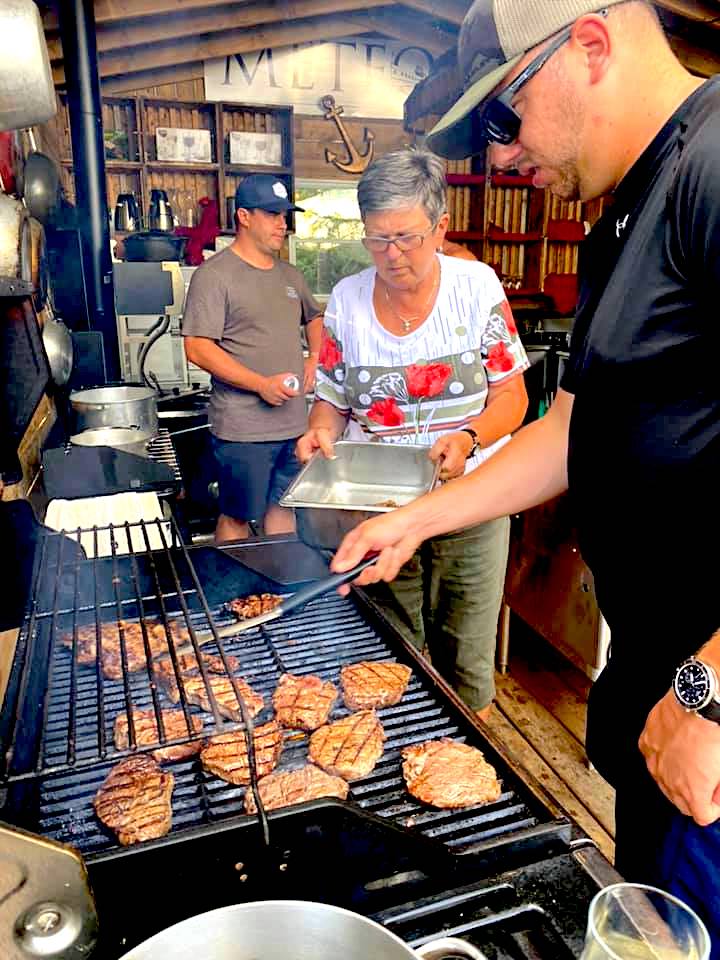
[
  {"x1": 123, "y1": 231, "x2": 187, "y2": 262},
  {"x1": 69, "y1": 383, "x2": 159, "y2": 435},
  {"x1": 0, "y1": 192, "x2": 32, "y2": 295},
  {"x1": 70, "y1": 426, "x2": 152, "y2": 456},
  {"x1": 118, "y1": 900, "x2": 488, "y2": 960},
  {"x1": 42, "y1": 314, "x2": 74, "y2": 387}
]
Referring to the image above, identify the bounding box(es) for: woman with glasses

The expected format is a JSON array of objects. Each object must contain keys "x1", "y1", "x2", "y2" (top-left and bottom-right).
[{"x1": 296, "y1": 148, "x2": 528, "y2": 719}]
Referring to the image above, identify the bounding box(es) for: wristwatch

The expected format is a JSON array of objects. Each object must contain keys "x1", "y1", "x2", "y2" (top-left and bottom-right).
[
  {"x1": 460, "y1": 428, "x2": 480, "y2": 459},
  {"x1": 672, "y1": 657, "x2": 720, "y2": 722}
]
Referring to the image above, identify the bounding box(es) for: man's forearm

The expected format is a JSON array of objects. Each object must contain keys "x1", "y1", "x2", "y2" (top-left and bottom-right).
[
  {"x1": 309, "y1": 398, "x2": 348, "y2": 438},
  {"x1": 184, "y1": 337, "x2": 264, "y2": 393},
  {"x1": 409, "y1": 388, "x2": 572, "y2": 541},
  {"x1": 305, "y1": 315, "x2": 323, "y2": 357}
]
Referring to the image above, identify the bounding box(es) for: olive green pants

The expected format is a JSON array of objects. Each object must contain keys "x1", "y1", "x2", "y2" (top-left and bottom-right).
[{"x1": 365, "y1": 517, "x2": 510, "y2": 711}]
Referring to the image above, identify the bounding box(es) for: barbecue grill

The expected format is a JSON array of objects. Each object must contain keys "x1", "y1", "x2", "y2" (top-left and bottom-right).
[{"x1": 0, "y1": 520, "x2": 618, "y2": 958}]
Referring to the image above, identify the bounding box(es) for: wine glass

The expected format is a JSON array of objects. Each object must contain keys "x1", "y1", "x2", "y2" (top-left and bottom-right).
[{"x1": 581, "y1": 883, "x2": 710, "y2": 960}]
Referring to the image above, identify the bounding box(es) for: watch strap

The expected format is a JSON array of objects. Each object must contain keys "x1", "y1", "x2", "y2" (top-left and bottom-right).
[
  {"x1": 460, "y1": 428, "x2": 479, "y2": 458},
  {"x1": 700, "y1": 698, "x2": 720, "y2": 723}
]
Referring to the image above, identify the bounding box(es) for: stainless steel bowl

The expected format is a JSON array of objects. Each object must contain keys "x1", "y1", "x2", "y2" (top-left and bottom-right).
[
  {"x1": 70, "y1": 426, "x2": 152, "y2": 456},
  {"x1": 118, "y1": 900, "x2": 488, "y2": 960},
  {"x1": 280, "y1": 441, "x2": 438, "y2": 550}
]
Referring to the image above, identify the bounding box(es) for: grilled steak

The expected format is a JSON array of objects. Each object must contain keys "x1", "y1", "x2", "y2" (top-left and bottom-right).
[
  {"x1": 94, "y1": 755, "x2": 174, "y2": 845},
  {"x1": 113, "y1": 708, "x2": 204, "y2": 762},
  {"x1": 62, "y1": 619, "x2": 190, "y2": 680},
  {"x1": 227, "y1": 593, "x2": 282, "y2": 620},
  {"x1": 201, "y1": 721, "x2": 283, "y2": 785},
  {"x1": 308, "y1": 710, "x2": 385, "y2": 780},
  {"x1": 154, "y1": 652, "x2": 241, "y2": 704},
  {"x1": 179, "y1": 673, "x2": 264, "y2": 721},
  {"x1": 272, "y1": 673, "x2": 337, "y2": 731},
  {"x1": 341, "y1": 661, "x2": 412, "y2": 710},
  {"x1": 244, "y1": 764, "x2": 348, "y2": 813},
  {"x1": 402, "y1": 739, "x2": 502, "y2": 809}
]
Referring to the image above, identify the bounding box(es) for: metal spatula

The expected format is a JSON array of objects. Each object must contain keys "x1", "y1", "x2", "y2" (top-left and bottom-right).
[{"x1": 155, "y1": 553, "x2": 378, "y2": 660}]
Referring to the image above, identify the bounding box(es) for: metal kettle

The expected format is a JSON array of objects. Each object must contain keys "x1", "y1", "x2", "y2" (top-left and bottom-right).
[
  {"x1": 148, "y1": 188, "x2": 174, "y2": 232},
  {"x1": 114, "y1": 192, "x2": 140, "y2": 232}
]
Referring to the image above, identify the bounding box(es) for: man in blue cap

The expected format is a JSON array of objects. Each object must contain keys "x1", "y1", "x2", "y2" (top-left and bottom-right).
[
  {"x1": 183, "y1": 174, "x2": 323, "y2": 542},
  {"x1": 330, "y1": 0, "x2": 720, "y2": 940}
]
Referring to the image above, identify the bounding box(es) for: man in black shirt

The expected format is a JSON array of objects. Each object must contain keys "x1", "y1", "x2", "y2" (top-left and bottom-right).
[{"x1": 330, "y1": 0, "x2": 720, "y2": 943}]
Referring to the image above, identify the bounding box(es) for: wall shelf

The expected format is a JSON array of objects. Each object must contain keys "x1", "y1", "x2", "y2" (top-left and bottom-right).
[{"x1": 57, "y1": 96, "x2": 296, "y2": 238}]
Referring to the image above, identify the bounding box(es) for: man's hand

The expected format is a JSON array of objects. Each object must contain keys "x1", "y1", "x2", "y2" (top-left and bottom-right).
[
  {"x1": 330, "y1": 507, "x2": 421, "y2": 593},
  {"x1": 639, "y1": 689, "x2": 720, "y2": 824},
  {"x1": 430, "y1": 431, "x2": 474, "y2": 480},
  {"x1": 259, "y1": 373, "x2": 299, "y2": 406},
  {"x1": 303, "y1": 355, "x2": 318, "y2": 394},
  {"x1": 296, "y1": 427, "x2": 336, "y2": 463}
]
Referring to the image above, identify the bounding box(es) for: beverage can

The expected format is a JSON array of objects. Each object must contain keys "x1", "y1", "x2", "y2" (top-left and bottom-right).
[{"x1": 283, "y1": 375, "x2": 300, "y2": 392}]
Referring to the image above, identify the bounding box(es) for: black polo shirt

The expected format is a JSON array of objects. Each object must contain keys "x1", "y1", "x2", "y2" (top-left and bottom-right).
[{"x1": 561, "y1": 78, "x2": 720, "y2": 702}]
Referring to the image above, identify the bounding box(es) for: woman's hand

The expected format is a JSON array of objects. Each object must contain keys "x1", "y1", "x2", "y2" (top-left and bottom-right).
[
  {"x1": 430, "y1": 431, "x2": 474, "y2": 480},
  {"x1": 296, "y1": 427, "x2": 336, "y2": 463}
]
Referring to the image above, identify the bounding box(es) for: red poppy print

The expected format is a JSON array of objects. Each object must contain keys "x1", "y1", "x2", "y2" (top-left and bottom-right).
[
  {"x1": 318, "y1": 330, "x2": 343, "y2": 369},
  {"x1": 367, "y1": 397, "x2": 404, "y2": 427},
  {"x1": 500, "y1": 299, "x2": 518, "y2": 336},
  {"x1": 405, "y1": 362, "x2": 453, "y2": 399},
  {"x1": 486, "y1": 342, "x2": 514, "y2": 373}
]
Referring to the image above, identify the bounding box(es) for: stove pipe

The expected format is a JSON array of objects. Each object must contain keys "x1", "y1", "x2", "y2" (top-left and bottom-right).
[{"x1": 57, "y1": 0, "x2": 120, "y2": 381}]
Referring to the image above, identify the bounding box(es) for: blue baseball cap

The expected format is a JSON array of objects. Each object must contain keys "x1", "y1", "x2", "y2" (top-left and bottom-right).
[{"x1": 234, "y1": 174, "x2": 304, "y2": 213}]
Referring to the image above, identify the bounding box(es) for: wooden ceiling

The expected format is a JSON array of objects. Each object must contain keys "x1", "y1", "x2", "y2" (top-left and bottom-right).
[{"x1": 41, "y1": 0, "x2": 719, "y2": 97}]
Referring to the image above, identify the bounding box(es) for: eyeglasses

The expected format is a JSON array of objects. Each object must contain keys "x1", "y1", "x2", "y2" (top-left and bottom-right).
[
  {"x1": 361, "y1": 224, "x2": 437, "y2": 253},
  {"x1": 476, "y1": 25, "x2": 573, "y2": 145}
]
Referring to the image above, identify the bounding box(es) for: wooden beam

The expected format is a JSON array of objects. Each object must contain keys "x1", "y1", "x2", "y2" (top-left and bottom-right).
[
  {"x1": 668, "y1": 32, "x2": 720, "y2": 75},
  {"x1": 43, "y1": 0, "x2": 263, "y2": 31},
  {"x1": 400, "y1": 0, "x2": 470, "y2": 27},
  {"x1": 352, "y1": 11, "x2": 457, "y2": 53},
  {"x1": 54, "y1": 13, "x2": 392, "y2": 84},
  {"x1": 655, "y1": 0, "x2": 720, "y2": 25},
  {"x1": 47, "y1": 0, "x2": 390, "y2": 61},
  {"x1": 101, "y1": 62, "x2": 205, "y2": 94}
]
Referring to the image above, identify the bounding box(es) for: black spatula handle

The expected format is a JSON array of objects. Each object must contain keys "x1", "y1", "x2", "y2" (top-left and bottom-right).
[{"x1": 279, "y1": 554, "x2": 379, "y2": 616}]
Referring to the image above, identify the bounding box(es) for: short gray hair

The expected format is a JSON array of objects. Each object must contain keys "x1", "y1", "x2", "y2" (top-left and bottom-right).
[{"x1": 357, "y1": 148, "x2": 447, "y2": 225}]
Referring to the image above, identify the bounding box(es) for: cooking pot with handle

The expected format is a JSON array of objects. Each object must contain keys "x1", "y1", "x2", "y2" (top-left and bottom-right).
[
  {"x1": 69, "y1": 383, "x2": 159, "y2": 436},
  {"x1": 118, "y1": 900, "x2": 489, "y2": 960},
  {"x1": 0, "y1": 192, "x2": 32, "y2": 295}
]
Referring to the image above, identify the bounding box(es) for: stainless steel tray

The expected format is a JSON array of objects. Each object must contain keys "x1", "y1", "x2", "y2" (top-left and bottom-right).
[{"x1": 280, "y1": 441, "x2": 437, "y2": 550}]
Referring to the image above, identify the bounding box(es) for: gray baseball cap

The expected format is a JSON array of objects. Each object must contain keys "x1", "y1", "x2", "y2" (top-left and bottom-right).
[{"x1": 426, "y1": 0, "x2": 628, "y2": 159}]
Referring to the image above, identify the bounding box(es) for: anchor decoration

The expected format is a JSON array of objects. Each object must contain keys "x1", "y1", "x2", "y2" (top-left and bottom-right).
[{"x1": 320, "y1": 95, "x2": 375, "y2": 175}]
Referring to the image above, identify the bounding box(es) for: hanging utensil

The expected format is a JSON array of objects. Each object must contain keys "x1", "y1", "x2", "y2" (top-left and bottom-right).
[
  {"x1": 41, "y1": 313, "x2": 74, "y2": 388},
  {"x1": 155, "y1": 554, "x2": 379, "y2": 661},
  {"x1": 22, "y1": 129, "x2": 60, "y2": 227}
]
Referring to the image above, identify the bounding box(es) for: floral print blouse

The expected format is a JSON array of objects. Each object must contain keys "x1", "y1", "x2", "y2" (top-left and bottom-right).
[{"x1": 315, "y1": 254, "x2": 528, "y2": 469}]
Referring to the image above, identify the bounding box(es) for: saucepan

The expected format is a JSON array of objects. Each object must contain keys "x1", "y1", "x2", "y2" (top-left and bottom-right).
[{"x1": 118, "y1": 900, "x2": 489, "y2": 960}]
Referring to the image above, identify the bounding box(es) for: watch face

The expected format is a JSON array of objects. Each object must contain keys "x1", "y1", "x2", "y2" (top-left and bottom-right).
[{"x1": 674, "y1": 660, "x2": 713, "y2": 709}]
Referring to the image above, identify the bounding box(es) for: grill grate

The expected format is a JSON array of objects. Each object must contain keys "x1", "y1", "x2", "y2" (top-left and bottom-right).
[{"x1": 2, "y1": 521, "x2": 568, "y2": 863}]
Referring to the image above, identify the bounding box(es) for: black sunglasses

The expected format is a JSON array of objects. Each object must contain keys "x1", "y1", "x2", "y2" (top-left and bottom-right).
[{"x1": 476, "y1": 25, "x2": 573, "y2": 145}]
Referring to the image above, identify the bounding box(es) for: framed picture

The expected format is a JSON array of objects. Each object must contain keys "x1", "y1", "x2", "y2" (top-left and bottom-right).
[
  {"x1": 229, "y1": 131, "x2": 283, "y2": 166},
  {"x1": 155, "y1": 127, "x2": 212, "y2": 163}
]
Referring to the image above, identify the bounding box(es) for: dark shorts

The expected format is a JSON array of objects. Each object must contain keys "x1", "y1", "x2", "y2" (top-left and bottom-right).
[{"x1": 211, "y1": 436, "x2": 301, "y2": 523}]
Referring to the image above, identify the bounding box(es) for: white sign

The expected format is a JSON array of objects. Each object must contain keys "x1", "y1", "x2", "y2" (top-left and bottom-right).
[{"x1": 204, "y1": 37, "x2": 433, "y2": 119}]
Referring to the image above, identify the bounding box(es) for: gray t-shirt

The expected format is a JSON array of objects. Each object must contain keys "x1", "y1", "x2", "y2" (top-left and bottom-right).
[{"x1": 182, "y1": 248, "x2": 321, "y2": 442}]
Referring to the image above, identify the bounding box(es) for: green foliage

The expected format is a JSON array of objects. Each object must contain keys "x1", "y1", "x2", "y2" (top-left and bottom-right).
[{"x1": 295, "y1": 240, "x2": 372, "y2": 295}]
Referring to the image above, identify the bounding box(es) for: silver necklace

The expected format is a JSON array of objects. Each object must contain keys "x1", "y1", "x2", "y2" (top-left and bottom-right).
[{"x1": 383, "y1": 265, "x2": 439, "y2": 332}]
